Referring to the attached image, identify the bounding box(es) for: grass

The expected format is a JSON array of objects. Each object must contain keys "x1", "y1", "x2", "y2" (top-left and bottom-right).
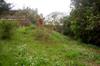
[{"x1": 0, "y1": 26, "x2": 100, "y2": 66}]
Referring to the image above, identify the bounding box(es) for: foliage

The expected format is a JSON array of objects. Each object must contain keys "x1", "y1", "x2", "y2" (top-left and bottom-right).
[
  {"x1": 0, "y1": 0, "x2": 11, "y2": 15},
  {"x1": 66, "y1": 60, "x2": 86, "y2": 66},
  {"x1": 63, "y1": 0, "x2": 100, "y2": 46},
  {"x1": 0, "y1": 20, "x2": 17, "y2": 40},
  {"x1": 33, "y1": 28, "x2": 53, "y2": 43},
  {"x1": 62, "y1": 16, "x2": 73, "y2": 36},
  {"x1": 16, "y1": 7, "x2": 39, "y2": 24},
  {"x1": 45, "y1": 12, "x2": 65, "y2": 33}
]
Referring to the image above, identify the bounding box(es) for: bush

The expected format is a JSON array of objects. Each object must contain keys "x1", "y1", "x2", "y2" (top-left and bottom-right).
[
  {"x1": 62, "y1": 17, "x2": 73, "y2": 36},
  {"x1": 0, "y1": 20, "x2": 17, "y2": 40},
  {"x1": 33, "y1": 28, "x2": 51, "y2": 42}
]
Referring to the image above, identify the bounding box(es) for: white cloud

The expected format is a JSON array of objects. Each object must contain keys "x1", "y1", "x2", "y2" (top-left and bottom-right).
[{"x1": 6, "y1": 0, "x2": 71, "y2": 17}]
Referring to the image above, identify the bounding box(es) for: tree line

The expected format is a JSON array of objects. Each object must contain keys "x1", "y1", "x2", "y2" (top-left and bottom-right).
[{"x1": 63, "y1": 0, "x2": 100, "y2": 46}]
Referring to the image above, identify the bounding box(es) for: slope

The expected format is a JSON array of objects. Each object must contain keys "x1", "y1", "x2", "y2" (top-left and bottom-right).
[{"x1": 0, "y1": 26, "x2": 100, "y2": 66}]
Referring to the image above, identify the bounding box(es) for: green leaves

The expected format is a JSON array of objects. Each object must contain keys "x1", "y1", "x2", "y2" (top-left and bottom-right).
[
  {"x1": 0, "y1": 20, "x2": 17, "y2": 40},
  {"x1": 0, "y1": 0, "x2": 11, "y2": 15},
  {"x1": 65, "y1": 0, "x2": 100, "y2": 45}
]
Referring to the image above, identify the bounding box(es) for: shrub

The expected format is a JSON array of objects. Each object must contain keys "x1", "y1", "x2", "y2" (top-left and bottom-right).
[
  {"x1": 33, "y1": 28, "x2": 51, "y2": 42},
  {"x1": 0, "y1": 20, "x2": 17, "y2": 40}
]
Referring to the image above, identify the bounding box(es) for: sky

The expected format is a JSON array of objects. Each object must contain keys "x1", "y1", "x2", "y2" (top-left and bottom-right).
[{"x1": 6, "y1": 0, "x2": 71, "y2": 17}]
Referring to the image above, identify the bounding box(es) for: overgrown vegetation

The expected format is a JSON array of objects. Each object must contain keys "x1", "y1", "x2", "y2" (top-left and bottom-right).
[
  {"x1": 63, "y1": 0, "x2": 100, "y2": 46},
  {"x1": 0, "y1": 0, "x2": 11, "y2": 15},
  {"x1": 0, "y1": 26, "x2": 100, "y2": 66},
  {"x1": 0, "y1": 0, "x2": 100, "y2": 66},
  {"x1": 0, "y1": 20, "x2": 17, "y2": 40}
]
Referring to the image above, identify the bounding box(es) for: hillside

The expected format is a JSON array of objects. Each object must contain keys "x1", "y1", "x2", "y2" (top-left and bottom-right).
[{"x1": 0, "y1": 26, "x2": 100, "y2": 66}]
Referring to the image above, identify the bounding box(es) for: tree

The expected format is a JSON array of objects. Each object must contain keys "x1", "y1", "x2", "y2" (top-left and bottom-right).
[
  {"x1": 62, "y1": 16, "x2": 72, "y2": 36},
  {"x1": 69, "y1": 0, "x2": 100, "y2": 46},
  {"x1": 45, "y1": 12, "x2": 65, "y2": 33},
  {"x1": 0, "y1": 0, "x2": 11, "y2": 15}
]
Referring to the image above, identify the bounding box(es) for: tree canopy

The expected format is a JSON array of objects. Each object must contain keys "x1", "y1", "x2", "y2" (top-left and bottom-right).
[
  {"x1": 63, "y1": 0, "x2": 100, "y2": 46},
  {"x1": 0, "y1": 0, "x2": 11, "y2": 15}
]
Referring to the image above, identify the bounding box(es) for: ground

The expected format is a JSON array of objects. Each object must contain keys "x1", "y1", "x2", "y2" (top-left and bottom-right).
[{"x1": 0, "y1": 26, "x2": 100, "y2": 66}]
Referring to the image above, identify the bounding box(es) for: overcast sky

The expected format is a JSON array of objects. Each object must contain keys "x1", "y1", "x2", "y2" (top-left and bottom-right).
[{"x1": 6, "y1": 0, "x2": 71, "y2": 17}]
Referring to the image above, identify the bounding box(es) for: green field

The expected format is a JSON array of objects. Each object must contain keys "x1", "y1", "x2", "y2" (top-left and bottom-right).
[{"x1": 0, "y1": 26, "x2": 100, "y2": 66}]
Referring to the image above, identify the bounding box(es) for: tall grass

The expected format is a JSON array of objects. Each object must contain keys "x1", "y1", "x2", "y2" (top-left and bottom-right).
[{"x1": 0, "y1": 20, "x2": 17, "y2": 40}]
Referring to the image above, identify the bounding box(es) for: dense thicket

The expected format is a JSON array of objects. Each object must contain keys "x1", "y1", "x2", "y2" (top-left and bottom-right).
[{"x1": 63, "y1": 0, "x2": 100, "y2": 46}]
